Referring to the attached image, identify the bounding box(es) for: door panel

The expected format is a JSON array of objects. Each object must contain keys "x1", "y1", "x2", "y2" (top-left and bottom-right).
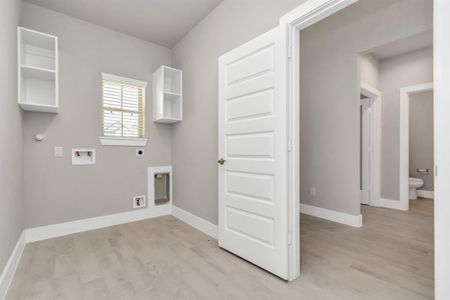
[
  {"x1": 226, "y1": 132, "x2": 275, "y2": 158},
  {"x1": 226, "y1": 89, "x2": 274, "y2": 122},
  {"x1": 361, "y1": 98, "x2": 371, "y2": 205},
  {"x1": 226, "y1": 171, "x2": 274, "y2": 202},
  {"x1": 218, "y1": 26, "x2": 289, "y2": 279}
]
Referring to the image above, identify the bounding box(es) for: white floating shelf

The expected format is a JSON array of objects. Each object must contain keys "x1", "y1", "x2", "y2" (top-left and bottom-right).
[
  {"x1": 21, "y1": 65, "x2": 56, "y2": 80},
  {"x1": 18, "y1": 102, "x2": 58, "y2": 113},
  {"x1": 18, "y1": 27, "x2": 58, "y2": 113},
  {"x1": 163, "y1": 91, "x2": 181, "y2": 100},
  {"x1": 153, "y1": 65, "x2": 182, "y2": 123},
  {"x1": 155, "y1": 117, "x2": 182, "y2": 124}
]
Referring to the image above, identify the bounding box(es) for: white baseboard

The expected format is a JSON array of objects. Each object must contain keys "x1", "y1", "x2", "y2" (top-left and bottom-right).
[
  {"x1": 300, "y1": 203, "x2": 362, "y2": 228},
  {"x1": 25, "y1": 208, "x2": 171, "y2": 243},
  {"x1": 172, "y1": 205, "x2": 218, "y2": 239},
  {"x1": 380, "y1": 198, "x2": 408, "y2": 211},
  {"x1": 25, "y1": 205, "x2": 217, "y2": 244},
  {"x1": 417, "y1": 190, "x2": 434, "y2": 199},
  {"x1": 1, "y1": 207, "x2": 171, "y2": 298},
  {"x1": 0, "y1": 232, "x2": 26, "y2": 300}
]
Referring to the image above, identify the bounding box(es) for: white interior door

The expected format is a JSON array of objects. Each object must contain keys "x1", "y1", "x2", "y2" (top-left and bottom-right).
[
  {"x1": 361, "y1": 98, "x2": 371, "y2": 205},
  {"x1": 218, "y1": 26, "x2": 289, "y2": 279}
]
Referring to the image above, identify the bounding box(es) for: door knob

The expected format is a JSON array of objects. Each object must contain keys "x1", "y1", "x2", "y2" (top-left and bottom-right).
[{"x1": 218, "y1": 158, "x2": 226, "y2": 165}]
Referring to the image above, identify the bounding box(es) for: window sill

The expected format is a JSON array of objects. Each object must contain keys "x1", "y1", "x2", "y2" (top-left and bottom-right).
[{"x1": 99, "y1": 136, "x2": 148, "y2": 147}]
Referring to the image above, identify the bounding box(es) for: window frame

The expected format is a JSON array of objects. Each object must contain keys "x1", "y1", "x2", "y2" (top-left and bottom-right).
[{"x1": 99, "y1": 73, "x2": 148, "y2": 146}]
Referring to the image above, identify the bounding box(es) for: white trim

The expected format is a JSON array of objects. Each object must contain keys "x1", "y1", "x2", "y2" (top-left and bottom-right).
[
  {"x1": 0, "y1": 207, "x2": 215, "y2": 298},
  {"x1": 280, "y1": 0, "x2": 358, "y2": 28},
  {"x1": 360, "y1": 81, "x2": 382, "y2": 207},
  {"x1": 99, "y1": 136, "x2": 148, "y2": 146},
  {"x1": 147, "y1": 166, "x2": 172, "y2": 216},
  {"x1": 17, "y1": 26, "x2": 56, "y2": 39},
  {"x1": 280, "y1": 0, "x2": 359, "y2": 281},
  {"x1": 417, "y1": 190, "x2": 434, "y2": 199},
  {"x1": 300, "y1": 203, "x2": 363, "y2": 228},
  {"x1": 172, "y1": 206, "x2": 218, "y2": 239},
  {"x1": 101, "y1": 72, "x2": 147, "y2": 87},
  {"x1": 159, "y1": 65, "x2": 182, "y2": 73},
  {"x1": 399, "y1": 82, "x2": 433, "y2": 211},
  {"x1": 25, "y1": 208, "x2": 170, "y2": 243},
  {"x1": 0, "y1": 232, "x2": 26, "y2": 300},
  {"x1": 435, "y1": 1, "x2": 450, "y2": 297},
  {"x1": 25, "y1": 165, "x2": 173, "y2": 243},
  {"x1": 380, "y1": 198, "x2": 407, "y2": 211}
]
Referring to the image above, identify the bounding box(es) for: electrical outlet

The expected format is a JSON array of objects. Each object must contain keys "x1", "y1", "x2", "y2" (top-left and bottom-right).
[
  {"x1": 133, "y1": 195, "x2": 146, "y2": 209},
  {"x1": 136, "y1": 148, "x2": 145, "y2": 157},
  {"x1": 309, "y1": 187, "x2": 316, "y2": 197}
]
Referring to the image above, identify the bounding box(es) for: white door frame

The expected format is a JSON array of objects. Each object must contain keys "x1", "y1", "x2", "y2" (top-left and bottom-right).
[
  {"x1": 280, "y1": 0, "x2": 359, "y2": 281},
  {"x1": 399, "y1": 82, "x2": 433, "y2": 211},
  {"x1": 280, "y1": 0, "x2": 450, "y2": 294},
  {"x1": 360, "y1": 81, "x2": 382, "y2": 207},
  {"x1": 434, "y1": 1, "x2": 450, "y2": 297}
]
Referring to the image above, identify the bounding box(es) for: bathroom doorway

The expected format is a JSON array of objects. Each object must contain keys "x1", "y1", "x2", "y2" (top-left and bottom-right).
[
  {"x1": 400, "y1": 83, "x2": 434, "y2": 210},
  {"x1": 357, "y1": 31, "x2": 433, "y2": 211}
]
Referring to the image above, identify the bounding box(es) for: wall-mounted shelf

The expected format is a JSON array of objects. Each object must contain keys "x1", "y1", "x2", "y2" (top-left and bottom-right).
[
  {"x1": 18, "y1": 27, "x2": 58, "y2": 113},
  {"x1": 153, "y1": 66, "x2": 182, "y2": 123}
]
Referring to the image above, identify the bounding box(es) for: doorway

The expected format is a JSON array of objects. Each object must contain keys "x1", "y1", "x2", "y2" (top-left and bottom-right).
[
  {"x1": 217, "y1": 0, "x2": 449, "y2": 294},
  {"x1": 400, "y1": 83, "x2": 434, "y2": 210},
  {"x1": 290, "y1": 0, "x2": 435, "y2": 289},
  {"x1": 360, "y1": 82, "x2": 381, "y2": 207}
]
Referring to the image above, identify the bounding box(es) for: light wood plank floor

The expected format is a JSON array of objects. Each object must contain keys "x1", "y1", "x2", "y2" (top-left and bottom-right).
[{"x1": 7, "y1": 199, "x2": 433, "y2": 300}]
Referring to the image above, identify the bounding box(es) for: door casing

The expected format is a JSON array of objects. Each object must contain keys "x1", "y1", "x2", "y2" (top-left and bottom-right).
[
  {"x1": 399, "y1": 82, "x2": 434, "y2": 211},
  {"x1": 217, "y1": 0, "x2": 449, "y2": 289},
  {"x1": 279, "y1": 0, "x2": 360, "y2": 281},
  {"x1": 360, "y1": 81, "x2": 382, "y2": 208},
  {"x1": 280, "y1": 1, "x2": 450, "y2": 297}
]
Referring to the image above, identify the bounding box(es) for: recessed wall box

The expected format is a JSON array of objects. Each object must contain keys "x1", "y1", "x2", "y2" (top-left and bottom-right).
[
  {"x1": 154, "y1": 173, "x2": 170, "y2": 205},
  {"x1": 72, "y1": 149, "x2": 96, "y2": 165}
]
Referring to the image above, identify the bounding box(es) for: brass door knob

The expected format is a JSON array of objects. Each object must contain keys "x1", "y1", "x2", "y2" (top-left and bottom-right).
[{"x1": 218, "y1": 158, "x2": 226, "y2": 165}]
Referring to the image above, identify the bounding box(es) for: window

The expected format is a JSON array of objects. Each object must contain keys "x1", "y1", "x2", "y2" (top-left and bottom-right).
[{"x1": 100, "y1": 73, "x2": 148, "y2": 146}]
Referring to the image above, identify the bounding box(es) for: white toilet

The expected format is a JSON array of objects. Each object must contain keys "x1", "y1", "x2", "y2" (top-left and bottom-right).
[{"x1": 409, "y1": 177, "x2": 424, "y2": 200}]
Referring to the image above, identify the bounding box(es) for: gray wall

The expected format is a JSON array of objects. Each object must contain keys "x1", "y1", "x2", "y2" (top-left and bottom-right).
[
  {"x1": 299, "y1": 0, "x2": 432, "y2": 215},
  {"x1": 171, "y1": 0, "x2": 308, "y2": 224},
  {"x1": 21, "y1": 3, "x2": 172, "y2": 227},
  {"x1": 14, "y1": 0, "x2": 435, "y2": 231},
  {"x1": 0, "y1": 0, "x2": 23, "y2": 274},
  {"x1": 359, "y1": 54, "x2": 380, "y2": 89},
  {"x1": 409, "y1": 90, "x2": 434, "y2": 192},
  {"x1": 379, "y1": 47, "x2": 433, "y2": 200}
]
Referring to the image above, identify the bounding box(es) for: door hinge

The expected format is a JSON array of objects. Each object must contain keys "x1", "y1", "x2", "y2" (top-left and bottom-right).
[
  {"x1": 288, "y1": 46, "x2": 293, "y2": 59},
  {"x1": 288, "y1": 231, "x2": 292, "y2": 245},
  {"x1": 288, "y1": 139, "x2": 292, "y2": 152},
  {"x1": 435, "y1": 165, "x2": 438, "y2": 176}
]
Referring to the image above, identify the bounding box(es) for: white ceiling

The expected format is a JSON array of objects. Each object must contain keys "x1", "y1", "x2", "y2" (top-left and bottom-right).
[
  {"x1": 370, "y1": 30, "x2": 433, "y2": 61},
  {"x1": 25, "y1": 0, "x2": 223, "y2": 48}
]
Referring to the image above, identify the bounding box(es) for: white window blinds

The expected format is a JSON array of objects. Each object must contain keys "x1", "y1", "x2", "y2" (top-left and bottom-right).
[{"x1": 102, "y1": 73, "x2": 146, "y2": 138}]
